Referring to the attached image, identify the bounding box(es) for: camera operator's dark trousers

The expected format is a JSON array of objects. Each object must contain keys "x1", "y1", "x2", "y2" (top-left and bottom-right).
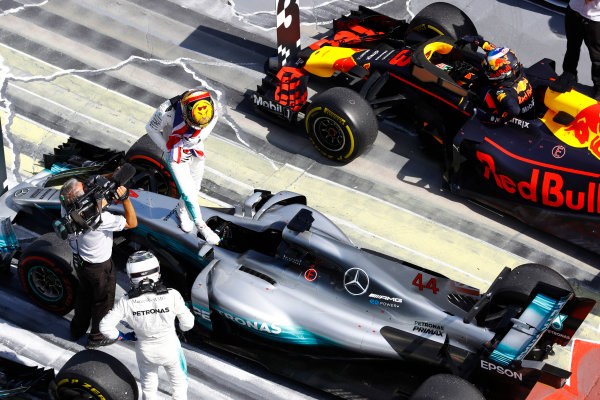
[
  {"x1": 70, "y1": 257, "x2": 116, "y2": 340},
  {"x1": 563, "y1": 5, "x2": 600, "y2": 90}
]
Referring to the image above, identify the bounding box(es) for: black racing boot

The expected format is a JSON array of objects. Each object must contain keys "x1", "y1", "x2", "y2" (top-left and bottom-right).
[
  {"x1": 85, "y1": 335, "x2": 117, "y2": 349},
  {"x1": 551, "y1": 71, "x2": 577, "y2": 93}
]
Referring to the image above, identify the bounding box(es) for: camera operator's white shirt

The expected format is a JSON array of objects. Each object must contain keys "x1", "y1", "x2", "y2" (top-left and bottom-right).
[
  {"x1": 65, "y1": 210, "x2": 126, "y2": 263},
  {"x1": 570, "y1": 0, "x2": 600, "y2": 21}
]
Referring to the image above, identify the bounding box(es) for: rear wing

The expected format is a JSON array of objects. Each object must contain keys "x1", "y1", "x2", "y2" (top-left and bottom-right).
[
  {"x1": 471, "y1": 292, "x2": 595, "y2": 399},
  {"x1": 488, "y1": 292, "x2": 572, "y2": 366},
  {"x1": 542, "y1": 296, "x2": 595, "y2": 346}
]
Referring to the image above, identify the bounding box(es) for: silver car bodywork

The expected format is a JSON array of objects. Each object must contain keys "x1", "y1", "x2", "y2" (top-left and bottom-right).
[{"x1": 0, "y1": 163, "x2": 592, "y2": 400}]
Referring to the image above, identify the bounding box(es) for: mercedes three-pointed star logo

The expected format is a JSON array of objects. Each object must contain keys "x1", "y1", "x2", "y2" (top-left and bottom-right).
[
  {"x1": 13, "y1": 188, "x2": 29, "y2": 197},
  {"x1": 343, "y1": 267, "x2": 369, "y2": 296}
]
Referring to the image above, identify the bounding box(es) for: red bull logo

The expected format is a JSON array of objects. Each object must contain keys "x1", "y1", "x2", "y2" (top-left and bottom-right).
[
  {"x1": 477, "y1": 151, "x2": 600, "y2": 213},
  {"x1": 562, "y1": 102, "x2": 600, "y2": 159},
  {"x1": 542, "y1": 88, "x2": 600, "y2": 160},
  {"x1": 332, "y1": 56, "x2": 357, "y2": 73}
]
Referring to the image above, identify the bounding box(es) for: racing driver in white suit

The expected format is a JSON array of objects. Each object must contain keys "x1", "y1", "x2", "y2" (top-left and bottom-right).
[
  {"x1": 100, "y1": 251, "x2": 195, "y2": 400},
  {"x1": 146, "y1": 88, "x2": 220, "y2": 245}
]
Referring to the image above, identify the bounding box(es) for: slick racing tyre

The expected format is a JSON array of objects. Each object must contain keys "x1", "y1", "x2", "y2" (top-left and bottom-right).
[
  {"x1": 478, "y1": 264, "x2": 574, "y2": 364},
  {"x1": 305, "y1": 87, "x2": 378, "y2": 162},
  {"x1": 17, "y1": 233, "x2": 77, "y2": 315},
  {"x1": 481, "y1": 263, "x2": 573, "y2": 332},
  {"x1": 50, "y1": 350, "x2": 138, "y2": 400},
  {"x1": 125, "y1": 134, "x2": 178, "y2": 197},
  {"x1": 410, "y1": 374, "x2": 485, "y2": 400},
  {"x1": 490, "y1": 263, "x2": 573, "y2": 308},
  {"x1": 407, "y1": 2, "x2": 478, "y2": 48}
]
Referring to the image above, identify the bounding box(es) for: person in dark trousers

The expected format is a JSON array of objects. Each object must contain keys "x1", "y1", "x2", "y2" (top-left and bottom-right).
[
  {"x1": 60, "y1": 175, "x2": 137, "y2": 349},
  {"x1": 562, "y1": 0, "x2": 600, "y2": 99}
]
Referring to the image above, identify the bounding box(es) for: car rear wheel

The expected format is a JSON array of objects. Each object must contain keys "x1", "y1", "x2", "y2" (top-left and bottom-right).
[
  {"x1": 50, "y1": 349, "x2": 138, "y2": 400},
  {"x1": 305, "y1": 87, "x2": 378, "y2": 163},
  {"x1": 407, "y1": 2, "x2": 478, "y2": 43},
  {"x1": 491, "y1": 263, "x2": 572, "y2": 307},
  {"x1": 125, "y1": 134, "x2": 178, "y2": 197},
  {"x1": 409, "y1": 374, "x2": 485, "y2": 400},
  {"x1": 17, "y1": 233, "x2": 77, "y2": 315},
  {"x1": 481, "y1": 263, "x2": 573, "y2": 330}
]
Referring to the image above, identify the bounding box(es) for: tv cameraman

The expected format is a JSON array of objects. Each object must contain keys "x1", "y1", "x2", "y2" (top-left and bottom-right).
[{"x1": 60, "y1": 171, "x2": 137, "y2": 349}]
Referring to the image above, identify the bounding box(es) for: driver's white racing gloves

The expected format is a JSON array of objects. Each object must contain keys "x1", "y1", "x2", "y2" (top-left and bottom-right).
[{"x1": 198, "y1": 223, "x2": 220, "y2": 245}]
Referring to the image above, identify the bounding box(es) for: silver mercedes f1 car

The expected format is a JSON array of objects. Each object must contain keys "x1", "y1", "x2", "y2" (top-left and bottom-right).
[{"x1": 0, "y1": 136, "x2": 594, "y2": 400}]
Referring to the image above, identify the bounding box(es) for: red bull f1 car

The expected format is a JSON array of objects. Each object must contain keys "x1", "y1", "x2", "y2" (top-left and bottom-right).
[
  {"x1": 251, "y1": 1, "x2": 600, "y2": 253},
  {"x1": 0, "y1": 136, "x2": 595, "y2": 400}
]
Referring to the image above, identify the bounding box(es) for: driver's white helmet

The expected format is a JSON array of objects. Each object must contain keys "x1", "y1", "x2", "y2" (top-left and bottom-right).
[{"x1": 126, "y1": 251, "x2": 160, "y2": 286}]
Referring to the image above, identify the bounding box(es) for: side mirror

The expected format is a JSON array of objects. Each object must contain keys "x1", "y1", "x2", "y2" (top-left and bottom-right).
[{"x1": 552, "y1": 111, "x2": 575, "y2": 125}]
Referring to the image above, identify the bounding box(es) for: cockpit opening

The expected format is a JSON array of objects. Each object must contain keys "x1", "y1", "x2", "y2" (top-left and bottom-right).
[{"x1": 207, "y1": 216, "x2": 283, "y2": 257}]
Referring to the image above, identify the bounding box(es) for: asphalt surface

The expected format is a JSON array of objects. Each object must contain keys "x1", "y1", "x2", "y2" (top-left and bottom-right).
[{"x1": 0, "y1": 0, "x2": 598, "y2": 399}]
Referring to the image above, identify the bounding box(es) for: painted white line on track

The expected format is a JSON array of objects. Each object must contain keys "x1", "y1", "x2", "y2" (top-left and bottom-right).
[
  {"x1": 227, "y1": 0, "x2": 398, "y2": 31},
  {"x1": 7, "y1": 83, "x2": 139, "y2": 140},
  {"x1": 0, "y1": 42, "x2": 154, "y2": 109},
  {"x1": 0, "y1": 107, "x2": 70, "y2": 139},
  {"x1": 207, "y1": 131, "x2": 280, "y2": 170},
  {"x1": 0, "y1": 0, "x2": 48, "y2": 17},
  {"x1": 205, "y1": 166, "x2": 255, "y2": 191},
  {"x1": 0, "y1": 41, "x2": 257, "y2": 151},
  {"x1": 582, "y1": 320, "x2": 600, "y2": 333}
]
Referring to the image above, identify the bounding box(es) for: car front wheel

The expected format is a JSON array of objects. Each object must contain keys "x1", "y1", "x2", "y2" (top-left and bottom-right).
[
  {"x1": 50, "y1": 349, "x2": 138, "y2": 400},
  {"x1": 125, "y1": 134, "x2": 178, "y2": 197},
  {"x1": 305, "y1": 87, "x2": 377, "y2": 163}
]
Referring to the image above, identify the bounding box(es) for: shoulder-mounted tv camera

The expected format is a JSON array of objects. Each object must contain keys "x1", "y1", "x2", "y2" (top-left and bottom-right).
[{"x1": 53, "y1": 163, "x2": 136, "y2": 240}]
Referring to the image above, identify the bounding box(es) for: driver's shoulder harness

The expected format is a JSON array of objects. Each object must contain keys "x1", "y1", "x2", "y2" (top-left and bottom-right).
[{"x1": 128, "y1": 280, "x2": 169, "y2": 299}]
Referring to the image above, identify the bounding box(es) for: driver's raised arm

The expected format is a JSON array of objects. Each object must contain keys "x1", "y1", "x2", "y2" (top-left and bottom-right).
[{"x1": 457, "y1": 35, "x2": 497, "y2": 52}]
